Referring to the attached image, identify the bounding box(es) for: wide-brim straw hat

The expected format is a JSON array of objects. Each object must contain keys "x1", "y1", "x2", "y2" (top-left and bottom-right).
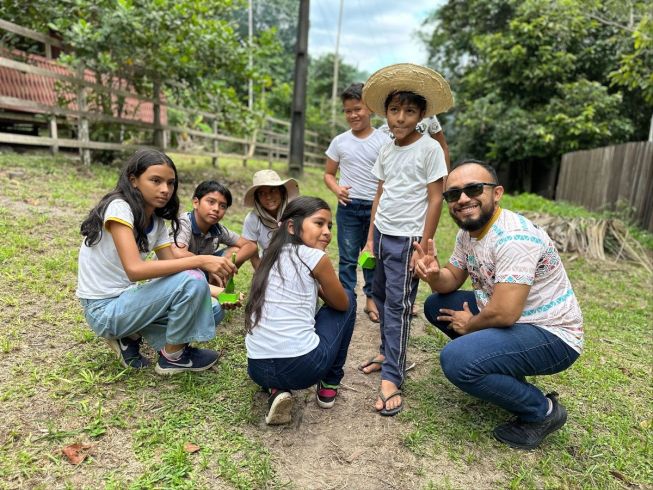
[
  {"x1": 362, "y1": 63, "x2": 454, "y2": 117},
  {"x1": 243, "y1": 169, "x2": 299, "y2": 207}
]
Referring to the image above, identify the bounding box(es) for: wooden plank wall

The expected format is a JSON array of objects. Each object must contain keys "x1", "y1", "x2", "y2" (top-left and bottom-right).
[{"x1": 557, "y1": 142, "x2": 653, "y2": 232}]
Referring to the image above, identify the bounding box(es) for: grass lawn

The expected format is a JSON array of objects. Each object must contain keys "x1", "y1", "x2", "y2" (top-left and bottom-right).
[{"x1": 0, "y1": 152, "x2": 651, "y2": 489}]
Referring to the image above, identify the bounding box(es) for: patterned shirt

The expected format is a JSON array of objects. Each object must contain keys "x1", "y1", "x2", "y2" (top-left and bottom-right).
[{"x1": 450, "y1": 208, "x2": 584, "y2": 352}]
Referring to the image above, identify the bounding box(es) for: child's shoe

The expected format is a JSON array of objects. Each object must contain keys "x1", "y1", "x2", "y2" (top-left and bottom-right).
[
  {"x1": 316, "y1": 381, "x2": 339, "y2": 409},
  {"x1": 154, "y1": 345, "x2": 220, "y2": 375},
  {"x1": 105, "y1": 337, "x2": 150, "y2": 369},
  {"x1": 265, "y1": 389, "x2": 293, "y2": 425}
]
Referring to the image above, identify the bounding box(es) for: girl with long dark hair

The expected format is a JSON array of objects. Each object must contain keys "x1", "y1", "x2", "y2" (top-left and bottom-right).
[
  {"x1": 245, "y1": 196, "x2": 356, "y2": 425},
  {"x1": 77, "y1": 149, "x2": 236, "y2": 374}
]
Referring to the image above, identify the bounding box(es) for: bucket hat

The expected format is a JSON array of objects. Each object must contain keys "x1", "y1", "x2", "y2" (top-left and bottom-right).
[
  {"x1": 362, "y1": 63, "x2": 453, "y2": 117},
  {"x1": 243, "y1": 169, "x2": 299, "y2": 207}
]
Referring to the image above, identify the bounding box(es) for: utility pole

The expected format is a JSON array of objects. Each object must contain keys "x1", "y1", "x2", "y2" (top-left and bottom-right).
[
  {"x1": 330, "y1": 0, "x2": 344, "y2": 129},
  {"x1": 248, "y1": 0, "x2": 254, "y2": 111},
  {"x1": 289, "y1": 0, "x2": 309, "y2": 178}
]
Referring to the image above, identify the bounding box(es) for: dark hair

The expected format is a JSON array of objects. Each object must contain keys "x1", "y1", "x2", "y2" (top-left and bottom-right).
[
  {"x1": 245, "y1": 196, "x2": 331, "y2": 332},
  {"x1": 193, "y1": 180, "x2": 232, "y2": 207},
  {"x1": 452, "y1": 159, "x2": 499, "y2": 184},
  {"x1": 383, "y1": 91, "x2": 427, "y2": 113},
  {"x1": 80, "y1": 149, "x2": 180, "y2": 252},
  {"x1": 341, "y1": 83, "x2": 363, "y2": 102}
]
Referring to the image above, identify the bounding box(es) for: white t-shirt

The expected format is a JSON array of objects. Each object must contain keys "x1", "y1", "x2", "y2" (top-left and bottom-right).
[
  {"x1": 245, "y1": 244, "x2": 325, "y2": 359},
  {"x1": 372, "y1": 134, "x2": 447, "y2": 236},
  {"x1": 450, "y1": 209, "x2": 584, "y2": 353},
  {"x1": 325, "y1": 128, "x2": 391, "y2": 201},
  {"x1": 242, "y1": 211, "x2": 275, "y2": 251},
  {"x1": 77, "y1": 199, "x2": 171, "y2": 299}
]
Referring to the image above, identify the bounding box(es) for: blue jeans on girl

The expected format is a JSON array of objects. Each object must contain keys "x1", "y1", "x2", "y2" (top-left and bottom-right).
[
  {"x1": 80, "y1": 270, "x2": 224, "y2": 351},
  {"x1": 424, "y1": 291, "x2": 579, "y2": 422},
  {"x1": 247, "y1": 290, "x2": 357, "y2": 389},
  {"x1": 336, "y1": 200, "x2": 374, "y2": 297}
]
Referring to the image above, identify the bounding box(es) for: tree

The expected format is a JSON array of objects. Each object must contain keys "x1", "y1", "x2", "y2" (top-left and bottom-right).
[
  {"x1": 421, "y1": 0, "x2": 652, "y2": 194},
  {"x1": 1, "y1": 0, "x2": 277, "y2": 134}
]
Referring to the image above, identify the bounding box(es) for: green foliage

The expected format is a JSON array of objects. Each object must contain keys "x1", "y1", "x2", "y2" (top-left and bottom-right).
[{"x1": 422, "y1": 0, "x2": 653, "y2": 187}]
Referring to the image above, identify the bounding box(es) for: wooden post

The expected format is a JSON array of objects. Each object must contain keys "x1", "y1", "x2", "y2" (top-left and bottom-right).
[
  {"x1": 153, "y1": 80, "x2": 164, "y2": 149},
  {"x1": 48, "y1": 115, "x2": 58, "y2": 154},
  {"x1": 76, "y1": 66, "x2": 91, "y2": 165},
  {"x1": 211, "y1": 118, "x2": 219, "y2": 167},
  {"x1": 289, "y1": 0, "x2": 310, "y2": 178}
]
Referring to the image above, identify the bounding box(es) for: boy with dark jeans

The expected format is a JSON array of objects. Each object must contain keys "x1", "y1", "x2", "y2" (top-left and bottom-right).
[{"x1": 324, "y1": 83, "x2": 391, "y2": 323}]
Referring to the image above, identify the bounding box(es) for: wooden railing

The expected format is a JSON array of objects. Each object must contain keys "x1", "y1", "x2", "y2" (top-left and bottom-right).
[{"x1": 0, "y1": 19, "x2": 329, "y2": 167}]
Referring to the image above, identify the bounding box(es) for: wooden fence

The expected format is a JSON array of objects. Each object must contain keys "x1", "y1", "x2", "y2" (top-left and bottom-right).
[
  {"x1": 0, "y1": 19, "x2": 329, "y2": 168},
  {"x1": 556, "y1": 142, "x2": 653, "y2": 232}
]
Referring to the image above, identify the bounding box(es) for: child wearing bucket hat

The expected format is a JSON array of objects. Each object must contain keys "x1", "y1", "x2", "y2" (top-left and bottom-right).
[
  {"x1": 241, "y1": 169, "x2": 299, "y2": 269},
  {"x1": 360, "y1": 63, "x2": 452, "y2": 416}
]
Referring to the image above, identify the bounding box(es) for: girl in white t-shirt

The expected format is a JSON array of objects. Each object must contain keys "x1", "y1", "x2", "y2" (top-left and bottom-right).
[
  {"x1": 245, "y1": 197, "x2": 356, "y2": 425},
  {"x1": 76, "y1": 149, "x2": 236, "y2": 375},
  {"x1": 241, "y1": 169, "x2": 299, "y2": 269}
]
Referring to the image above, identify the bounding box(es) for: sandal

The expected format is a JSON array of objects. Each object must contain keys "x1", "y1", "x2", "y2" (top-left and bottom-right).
[
  {"x1": 363, "y1": 308, "x2": 380, "y2": 323},
  {"x1": 358, "y1": 356, "x2": 384, "y2": 374},
  {"x1": 378, "y1": 389, "x2": 403, "y2": 417}
]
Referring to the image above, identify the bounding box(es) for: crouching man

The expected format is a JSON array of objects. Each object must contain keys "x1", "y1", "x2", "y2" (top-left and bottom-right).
[{"x1": 415, "y1": 160, "x2": 583, "y2": 450}]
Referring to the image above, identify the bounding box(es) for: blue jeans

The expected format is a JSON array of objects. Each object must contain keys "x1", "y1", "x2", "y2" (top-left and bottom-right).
[
  {"x1": 80, "y1": 270, "x2": 224, "y2": 351},
  {"x1": 248, "y1": 290, "x2": 356, "y2": 389},
  {"x1": 336, "y1": 200, "x2": 374, "y2": 297},
  {"x1": 424, "y1": 291, "x2": 580, "y2": 422}
]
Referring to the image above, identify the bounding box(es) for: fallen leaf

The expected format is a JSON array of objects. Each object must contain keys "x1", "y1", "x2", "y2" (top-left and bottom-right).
[
  {"x1": 609, "y1": 470, "x2": 630, "y2": 484},
  {"x1": 183, "y1": 442, "x2": 200, "y2": 453},
  {"x1": 62, "y1": 443, "x2": 92, "y2": 465},
  {"x1": 346, "y1": 448, "x2": 365, "y2": 463}
]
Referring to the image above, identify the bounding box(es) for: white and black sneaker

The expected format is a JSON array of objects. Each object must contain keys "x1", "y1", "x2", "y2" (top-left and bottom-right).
[
  {"x1": 105, "y1": 337, "x2": 150, "y2": 369},
  {"x1": 265, "y1": 389, "x2": 293, "y2": 425},
  {"x1": 154, "y1": 345, "x2": 220, "y2": 375}
]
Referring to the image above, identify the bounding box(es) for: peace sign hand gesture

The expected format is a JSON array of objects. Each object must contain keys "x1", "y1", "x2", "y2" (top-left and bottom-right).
[{"x1": 413, "y1": 239, "x2": 440, "y2": 284}]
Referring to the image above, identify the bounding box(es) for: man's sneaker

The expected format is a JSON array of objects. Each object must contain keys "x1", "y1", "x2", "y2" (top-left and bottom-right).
[
  {"x1": 493, "y1": 392, "x2": 568, "y2": 450},
  {"x1": 105, "y1": 337, "x2": 150, "y2": 369},
  {"x1": 316, "y1": 381, "x2": 339, "y2": 409},
  {"x1": 265, "y1": 389, "x2": 293, "y2": 425},
  {"x1": 154, "y1": 345, "x2": 220, "y2": 375}
]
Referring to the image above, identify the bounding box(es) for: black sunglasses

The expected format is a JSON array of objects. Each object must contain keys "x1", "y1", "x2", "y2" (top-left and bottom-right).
[{"x1": 443, "y1": 182, "x2": 498, "y2": 203}]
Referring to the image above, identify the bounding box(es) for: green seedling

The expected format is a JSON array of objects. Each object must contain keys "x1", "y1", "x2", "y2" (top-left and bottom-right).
[
  {"x1": 218, "y1": 252, "x2": 240, "y2": 304},
  {"x1": 358, "y1": 251, "x2": 376, "y2": 270}
]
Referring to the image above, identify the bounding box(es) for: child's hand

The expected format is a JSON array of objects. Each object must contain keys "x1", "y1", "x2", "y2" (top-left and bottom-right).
[
  {"x1": 221, "y1": 292, "x2": 244, "y2": 310},
  {"x1": 413, "y1": 239, "x2": 440, "y2": 283},
  {"x1": 363, "y1": 240, "x2": 374, "y2": 256},
  {"x1": 334, "y1": 185, "x2": 352, "y2": 206},
  {"x1": 203, "y1": 256, "x2": 237, "y2": 279}
]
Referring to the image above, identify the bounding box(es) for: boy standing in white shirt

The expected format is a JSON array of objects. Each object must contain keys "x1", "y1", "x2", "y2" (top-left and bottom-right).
[
  {"x1": 324, "y1": 83, "x2": 392, "y2": 323},
  {"x1": 362, "y1": 64, "x2": 453, "y2": 416}
]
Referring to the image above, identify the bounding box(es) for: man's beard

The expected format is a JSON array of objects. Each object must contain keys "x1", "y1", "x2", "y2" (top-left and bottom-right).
[{"x1": 449, "y1": 201, "x2": 495, "y2": 232}]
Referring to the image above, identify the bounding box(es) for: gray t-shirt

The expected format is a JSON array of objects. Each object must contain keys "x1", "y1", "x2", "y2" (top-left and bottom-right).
[
  {"x1": 173, "y1": 211, "x2": 239, "y2": 255},
  {"x1": 242, "y1": 211, "x2": 276, "y2": 251},
  {"x1": 77, "y1": 199, "x2": 171, "y2": 299}
]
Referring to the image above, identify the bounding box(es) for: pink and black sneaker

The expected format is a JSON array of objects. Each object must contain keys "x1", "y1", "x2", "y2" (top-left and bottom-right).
[{"x1": 316, "y1": 381, "x2": 339, "y2": 409}]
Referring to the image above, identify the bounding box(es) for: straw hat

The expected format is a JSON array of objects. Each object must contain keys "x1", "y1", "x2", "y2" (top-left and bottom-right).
[
  {"x1": 362, "y1": 63, "x2": 453, "y2": 117},
  {"x1": 243, "y1": 169, "x2": 299, "y2": 207}
]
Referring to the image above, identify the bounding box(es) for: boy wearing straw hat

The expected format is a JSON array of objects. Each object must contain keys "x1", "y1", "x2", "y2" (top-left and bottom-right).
[{"x1": 362, "y1": 63, "x2": 453, "y2": 416}]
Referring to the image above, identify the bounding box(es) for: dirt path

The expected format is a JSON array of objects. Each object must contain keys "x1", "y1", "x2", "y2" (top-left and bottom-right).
[{"x1": 248, "y1": 275, "x2": 502, "y2": 489}]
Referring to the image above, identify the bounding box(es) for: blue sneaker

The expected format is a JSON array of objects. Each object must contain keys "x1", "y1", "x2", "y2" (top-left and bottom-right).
[
  {"x1": 105, "y1": 337, "x2": 150, "y2": 369},
  {"x1": 154, "y1": 345, "x2": 220, "y2": 375}
]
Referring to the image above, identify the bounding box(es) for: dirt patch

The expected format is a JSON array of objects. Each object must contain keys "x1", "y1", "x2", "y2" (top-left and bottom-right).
[{"x1": 244, "y1": 274, "x2": 505, "y2": 489}]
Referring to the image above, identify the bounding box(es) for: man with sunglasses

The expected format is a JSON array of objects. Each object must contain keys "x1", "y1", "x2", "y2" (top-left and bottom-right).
[{"x1": 414, "y1": 160, "x2": 583, "y2": 450}]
